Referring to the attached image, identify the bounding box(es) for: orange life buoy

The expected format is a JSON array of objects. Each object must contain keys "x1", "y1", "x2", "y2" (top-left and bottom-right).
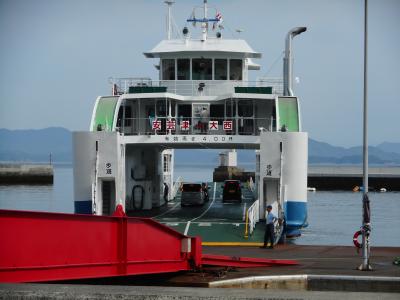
[{"x1": 353, "y1": 230, "x2": 362, "y2": 248}]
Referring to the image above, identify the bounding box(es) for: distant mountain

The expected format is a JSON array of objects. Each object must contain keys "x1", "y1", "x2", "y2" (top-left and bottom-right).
[
  {"x1": 308, "y1": 139, "x2": 400, "y2": 164},
  {"x1": 376, "y1": 142, "x2": 400, "y2": 155},
  {"x1": 0, "y1": 127, "x2": 72, "y2": 162},
  {"x1": 0, "y1": 127, "x2": 399, "y2": 165}
]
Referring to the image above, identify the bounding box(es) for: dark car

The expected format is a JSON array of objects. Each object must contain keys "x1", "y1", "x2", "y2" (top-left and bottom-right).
[
  {"x1": 222, "y1": 180, "x2": 242, "y2": 203},
  {"x1": 181, "y1": 183, "x2": 206, "y2": 207}
]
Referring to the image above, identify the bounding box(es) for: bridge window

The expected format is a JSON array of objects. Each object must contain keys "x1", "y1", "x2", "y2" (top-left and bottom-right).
[
  {"x1": 162, "y1": 59, "x2": 175, "y2": 80},
  {"x1": 177, "y1": 59, "x2": 190, "y2": 80},
  {"x1": 214, "y1": 59, "x2": 227, "y2": 80},
  {"x1": 156, "y1": 100, "x2": 167, "y2": 117},
  {"x1": 116, "y1": 105, "x2": 132, "y2": 128},
  {"x1": 178, "y1": 104, "x2": 191, "y2": 119},
  {"x1": 210, "y1": 104, "x2": 224, "y2": 124},
  {"x1": 238, "y1": 100, "x2": 253, "y2": 117},
  {"x1": 192, "y1": 58, "x2": 212, "y2": 80},
  {"x1": 229, "y1": 59, "x2": 242, "y2": 80}
]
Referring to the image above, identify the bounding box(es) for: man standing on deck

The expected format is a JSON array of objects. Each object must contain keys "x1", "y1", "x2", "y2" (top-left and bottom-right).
[
  {"x1": 199, "y1": 107, "x2": 209, "y2": 133},
  {"x1": 163, "y1": 183, "x2": 169, "y2": 202},
  {"x1": 260, "y1": 205, "x2": 276, "y2": 249}
]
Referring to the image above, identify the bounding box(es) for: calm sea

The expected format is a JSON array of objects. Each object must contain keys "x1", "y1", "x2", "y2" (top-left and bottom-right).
[{"x1": 0, "y1": 164, "x2": 399, "y2": 247}]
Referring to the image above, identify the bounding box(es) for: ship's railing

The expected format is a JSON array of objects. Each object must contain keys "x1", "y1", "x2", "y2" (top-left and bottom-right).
[
  {"x1": 256, "y1": 77, "x2": 284, "y2": 96},
  {"x1": 247, "y1": 199, "x2": 260, "y2": 236},
  {"x1": 109, "y1": 77, "x2": 283, "y2": 97},
  {"x1": 117, "y1": 117, "x2": 275, "y2": 136}
]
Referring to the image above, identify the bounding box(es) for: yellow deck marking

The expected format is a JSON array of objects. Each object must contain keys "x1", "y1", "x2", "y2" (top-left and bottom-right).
[{"x1": 202, "y1": 242, "x2": 264, "y2": 247}]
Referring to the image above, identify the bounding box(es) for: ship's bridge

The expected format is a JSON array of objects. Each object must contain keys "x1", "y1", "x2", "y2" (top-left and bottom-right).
[{"x1": 90, "y1": 36, "x2": 300, "y2": 148}]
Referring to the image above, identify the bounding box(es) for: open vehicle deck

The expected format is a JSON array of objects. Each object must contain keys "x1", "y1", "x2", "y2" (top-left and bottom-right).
[{"x1": 127, "y1": 182, "x2": 265, "y2": 244}]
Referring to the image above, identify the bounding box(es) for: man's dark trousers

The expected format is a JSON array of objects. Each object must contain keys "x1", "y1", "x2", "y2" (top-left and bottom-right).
[{"x1": 263, "y1": 223, "x2": 275, "y2": 247}]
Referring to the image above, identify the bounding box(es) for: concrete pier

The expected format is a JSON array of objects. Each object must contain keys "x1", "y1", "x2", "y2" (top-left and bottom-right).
[
  {"x1": 166, "y1": 245, "x2": 400, "y2": 293},
  {"x1": 308, "y1": 166, "x2": 400, "y2": 191},
  {"x1": 1, "y1": 245, "x2": 399, "y2": 298},
  {"x1": 0, "y1": 164, "x2": 53, "y2": 184}
]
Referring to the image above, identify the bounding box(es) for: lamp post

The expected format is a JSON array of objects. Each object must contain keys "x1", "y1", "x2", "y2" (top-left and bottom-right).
[
  {"x1": 359, "y1": 0, "x2": 372, "y2": 271},
  {"x1": 283, "y1": 27, "x2": 307, "y2": 97}
]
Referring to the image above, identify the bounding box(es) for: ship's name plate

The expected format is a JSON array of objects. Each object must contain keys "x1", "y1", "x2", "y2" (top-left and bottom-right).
[
  {"x1": 126, "y1": 135, "x2": 259, "y2": 144},
  {"x1": 163, "y1": 135, "x2": 236, "y2": 143}
]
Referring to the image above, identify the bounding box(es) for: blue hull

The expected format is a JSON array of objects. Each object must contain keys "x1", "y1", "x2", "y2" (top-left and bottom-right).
[
  {"x1": 284, "y1": 201, "x2": 307, "y2": 237},
  {"x1": 74, "y1": 200, "x2": 92, "y2": 214}
]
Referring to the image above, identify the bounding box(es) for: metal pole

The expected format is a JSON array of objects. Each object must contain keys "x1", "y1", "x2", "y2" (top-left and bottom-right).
[
  {"x1": 359, "y1": 0, "x2": 372, "y2": 271},
  {"x1": 283, "y1": 27, "x2": 307, "y2": 96},
  {"x1": 165, "y1": 1, "x2": 174, "y2": 40}
]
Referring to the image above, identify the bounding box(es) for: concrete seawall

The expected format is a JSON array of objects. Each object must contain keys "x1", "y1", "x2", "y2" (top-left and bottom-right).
[
  {"x1": 308, "y1": 166, "x2": 400, "y2": 191},
  {"x1": 0, "y1": 164, "x2": 53, "y2": 184}
]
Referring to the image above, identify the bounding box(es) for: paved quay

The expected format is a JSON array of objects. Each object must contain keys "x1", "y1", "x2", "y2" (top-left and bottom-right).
[
  {"x1": 165, "y1": 245, "x2": 400, "y2": 292},
  {"x1": 0, "y1": 284, "x2": 399, "y2": 300},
  {"x1": 0, "y1": 245, "x2": 399, "y2": 298}
]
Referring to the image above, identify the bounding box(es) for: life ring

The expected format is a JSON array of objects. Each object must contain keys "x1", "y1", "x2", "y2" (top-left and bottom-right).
[{"x1": 353, "y1": 230, "x2": 362, "y2": 248}]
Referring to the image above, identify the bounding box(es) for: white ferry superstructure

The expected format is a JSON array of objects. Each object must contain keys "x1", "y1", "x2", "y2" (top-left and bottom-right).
[{"x1": 73, "y1": 0, "x2": 308, "y2": 238}]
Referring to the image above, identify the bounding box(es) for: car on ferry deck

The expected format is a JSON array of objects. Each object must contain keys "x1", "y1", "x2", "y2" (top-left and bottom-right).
[
  {"x1": 181, "y1": 183, "x2": 206, "y2": 207},
  {"x1": 222, "y1": 180, "x2": 242, "y2": 203}
]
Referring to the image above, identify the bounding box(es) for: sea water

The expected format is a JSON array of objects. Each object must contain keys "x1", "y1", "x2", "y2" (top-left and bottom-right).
[{"x1": 0, "y1": 164, "x2": 399, "y2": 247}]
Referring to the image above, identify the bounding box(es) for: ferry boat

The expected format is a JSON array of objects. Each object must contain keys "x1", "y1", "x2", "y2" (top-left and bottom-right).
[{"x1": 73, "y1": 0, "x2": 308, "y2": 240}]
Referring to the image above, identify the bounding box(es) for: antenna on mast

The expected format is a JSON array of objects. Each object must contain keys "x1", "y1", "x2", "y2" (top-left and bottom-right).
[
  {"x1": 164, "y1": 1, "x2": 175, "y2": 40},
  {"x1": 201, "y1": 0, "x2": 208, "y2": 41},
  {"x1": 186, "y1": 0, "x2": 220, "y2": 42}
]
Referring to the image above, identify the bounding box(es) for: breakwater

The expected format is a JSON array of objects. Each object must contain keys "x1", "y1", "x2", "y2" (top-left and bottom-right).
[
  {"x1": 308, "y1": 166, "x2": 400, "y2": 191},
  {"x1": 0, "y1": 164, "x2": 53, "y2": 184}
]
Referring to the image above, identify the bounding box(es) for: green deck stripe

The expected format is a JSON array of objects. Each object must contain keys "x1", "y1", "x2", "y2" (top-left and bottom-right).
[
  {"x1": 92, "y1": 97, "x2": 118, "y2": 131},
  {"x1": 278, "y1": 97, "x2": 299, "y2": 132}
]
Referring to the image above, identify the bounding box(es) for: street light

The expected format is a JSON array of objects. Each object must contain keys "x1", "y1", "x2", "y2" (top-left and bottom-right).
[
  {"x1": 283, "y1": 27, "x2": 307, "y2": 96},
  {"x1": 359, "y1": 0, "x2": 372, "y2": 272}
]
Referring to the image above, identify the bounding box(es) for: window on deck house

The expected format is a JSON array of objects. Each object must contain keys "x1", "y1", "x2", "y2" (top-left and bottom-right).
[
  {"x1": 229, "y1": 59, "x2": 243, "y2": 80},
  {"x1": 192, "y1": 58, "x2": 212, "y2": 80},
  {"x1": 156, "y1": 100, "x2": 167, "y2": 117},
  {"x1": 162, "y1": 59, "x2": 175, "y2": 80},
  {"x1": 238, "y1": 100, "x2": 253, "y2": 117},
  {"x1": 177, "y1": 59, "x2": 190, "y2": 80},
  {"x1": 214, "y1": 59, "x2": 227, "y2": 80},
  {"x1": 116, "y1": 105, "x2": 132, "y2": 128}
]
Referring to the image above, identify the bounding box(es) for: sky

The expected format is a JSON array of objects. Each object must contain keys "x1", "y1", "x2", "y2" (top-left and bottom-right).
[{"x1": 0, "y1": 0, "x2": 399, "y2": 147}]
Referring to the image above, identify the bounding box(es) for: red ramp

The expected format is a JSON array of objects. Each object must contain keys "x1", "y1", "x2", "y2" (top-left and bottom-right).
[{"x1": 0, "y1": 209, "x2": 201, "y2": 283}]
